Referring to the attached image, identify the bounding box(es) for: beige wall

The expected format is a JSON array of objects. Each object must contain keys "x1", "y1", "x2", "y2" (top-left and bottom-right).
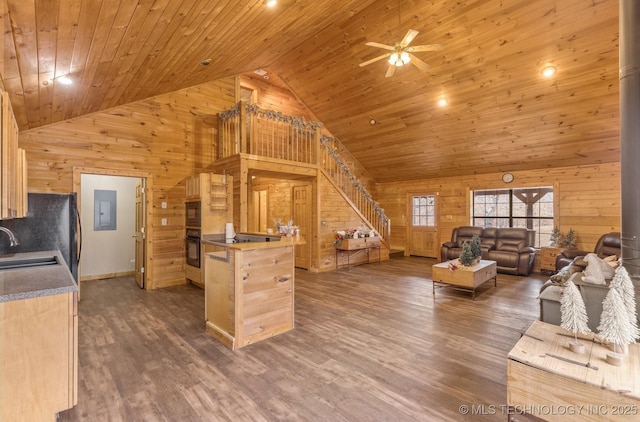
[{"x1": 80, "y1": 174, "x2": 139, "y2": 279}]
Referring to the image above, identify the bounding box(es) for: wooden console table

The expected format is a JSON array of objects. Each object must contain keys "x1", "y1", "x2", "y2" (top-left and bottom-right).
[
  {"x1": 431, "y1": 259, "x2": 497, "y2": 299},
  {"x1": 335, "y1": 237, "x2": 381, "y2": 270},
  {"x1": 507, "y1": 320, "x2": 640, "y2": 421}
]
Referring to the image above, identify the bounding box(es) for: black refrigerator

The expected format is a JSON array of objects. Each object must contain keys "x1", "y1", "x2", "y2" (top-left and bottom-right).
[{"x1": 0, "y1": 193, "x2": 80, "y2": 281}]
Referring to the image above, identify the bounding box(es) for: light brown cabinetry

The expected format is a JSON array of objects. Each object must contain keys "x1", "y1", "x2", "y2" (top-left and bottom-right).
[
  {"x1": 185, "y1": 172, "x2": 232, "y2": 216},
  {"x1": 185, "y1": 172, "x2": 233, "y2": 286},
  {"x1": 0, "y1": 291, "x2": 78, "y2": 420},
  {"x1": 540, "y1": 246, "x2": 562, "y2": 273},
  {"x1": 0, "y1": 89, "x2": 27, "y2": 219},
  {"x1": 203, "y1": 240, "x2": 299, "y2": 350}
]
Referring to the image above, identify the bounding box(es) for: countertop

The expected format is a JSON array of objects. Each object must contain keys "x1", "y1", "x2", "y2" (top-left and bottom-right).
[
  {"x1": 0, "y1": 250, "x2": 78, "y2": 303},
  {"x1": 202, "y1": 233, "x2": 306, "y2": 250}
]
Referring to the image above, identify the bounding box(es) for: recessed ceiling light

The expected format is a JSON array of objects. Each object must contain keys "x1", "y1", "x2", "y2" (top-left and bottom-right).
[
  {"x1": 369, "y1": 119, "x2": 377, "y2": 125},
  {"x1": 265, "y1": 0, "x2": 277, "y2": 7},
  {"x1": 542, "y1": 65, "x2": 557, "y2": 78},
  {"x1": 56, "y1": 75, "x2": 73, "y2": 85},
  {"x1": 438, "y1": 97, "x2": 448, "y2": 107}
]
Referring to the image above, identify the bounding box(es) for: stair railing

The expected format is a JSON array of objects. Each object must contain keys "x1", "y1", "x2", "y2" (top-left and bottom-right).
[{"x1": 319, "y1": 135, "x2": 390, "y2": 242}]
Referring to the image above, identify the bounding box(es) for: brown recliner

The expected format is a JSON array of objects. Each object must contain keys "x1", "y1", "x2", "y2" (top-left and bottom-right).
[
  {"x1": 485, "y1": 228, "x2": 536, "y2": 276},
  {"x1": 440, "y1": 226, "x2": 484, "y2": 261},
  {"x1": 554, "y1": 232, "x2": 621, "y2": 272}
]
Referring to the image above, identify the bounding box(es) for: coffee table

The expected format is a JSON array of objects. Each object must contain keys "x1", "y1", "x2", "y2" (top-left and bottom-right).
[{"x1": 431, "y1": 259, "x2": 497, "y2": 299}]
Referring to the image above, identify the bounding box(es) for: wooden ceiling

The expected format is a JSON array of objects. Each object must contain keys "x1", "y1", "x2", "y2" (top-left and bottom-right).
[{"x1": 1, "y1": 0, "x2": 619, "y2": 183}]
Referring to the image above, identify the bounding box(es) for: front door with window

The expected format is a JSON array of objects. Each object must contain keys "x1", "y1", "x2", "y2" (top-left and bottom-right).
[{"x1": 408, "y1": 193, "x2": 438, "y2": 258}]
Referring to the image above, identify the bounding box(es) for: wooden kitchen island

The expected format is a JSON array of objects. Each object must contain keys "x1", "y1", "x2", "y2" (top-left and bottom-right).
[{"x1": 201, "y1": 234, "x2": 305, "y2": 350}]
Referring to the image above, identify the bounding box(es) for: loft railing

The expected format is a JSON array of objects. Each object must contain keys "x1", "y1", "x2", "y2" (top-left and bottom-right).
[
  {"x1": 218, "y1": 101, "x2": 390, "y2": 242},
  {"x1": 218, "y1": 101, "x2": 321, "y2": 164}
]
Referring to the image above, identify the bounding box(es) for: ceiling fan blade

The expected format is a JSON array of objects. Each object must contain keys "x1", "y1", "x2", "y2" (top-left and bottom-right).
[
  {"x1": 400, "y1": 29, "x2": 419, "y2": 47},
  {"x1": 359, "y1": 53, "x2": 391, "y2": 67},
  {"x1": 409, "y1": 54, "x2": 430, "y2": 72},
  {"x1": 409, "y1": 44, "x2": 445, "y2": 52},
  {"x1": 365, "y1": 41, "x2": 395, "y2": 51},
  {"x1": 385, "y1": 64, "x2": 396, "y2": 78}
]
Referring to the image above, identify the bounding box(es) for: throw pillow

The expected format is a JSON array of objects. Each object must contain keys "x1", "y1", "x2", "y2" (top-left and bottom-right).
[
  {"x1": 550, "y1": 264, "x2": 580, "y2": 286},
  {"x1": 582, "y1": 253, "x2": 614, "y2": 284}
]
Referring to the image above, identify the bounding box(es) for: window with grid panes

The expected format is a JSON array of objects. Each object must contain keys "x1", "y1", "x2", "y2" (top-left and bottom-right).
[{"x1": 472, "y1": 187, "x2": 554, "y2": 248}]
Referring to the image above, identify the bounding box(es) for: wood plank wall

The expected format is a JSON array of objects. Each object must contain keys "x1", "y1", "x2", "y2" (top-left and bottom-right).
[
  {"x1": 376, "y1": 163, "x2": 621, "y2": 259},
  {"x1": 16, "y1": 69, "x2": 615, "y2": 283},
  {"x1": 240, "y1": 74, "x2": 377, "y2": 195},
  {"x1": 251, "y1": 177, "x2": 296, "y2": 226},
  {"x1": 318, "y1": 171, "x2": 389, "y2": 271},
  {"x1": 18, "y1": 79, "x2": 236, "y2": 289}
]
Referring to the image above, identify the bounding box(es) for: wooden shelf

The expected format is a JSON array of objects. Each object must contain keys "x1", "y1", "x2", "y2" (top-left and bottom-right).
[{"x1": 209, "y1": 176, "x2": 229, "y2": 211}]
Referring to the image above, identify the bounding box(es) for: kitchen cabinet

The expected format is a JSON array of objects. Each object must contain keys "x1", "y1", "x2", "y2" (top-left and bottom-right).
[
  {"x1": 0, "y1": 251, "x2": 79, "y2": 421},
  {"x1": 202, "y1": 235, "x2": 304, "y2": 350},
  {"x1": 0, "y1": 89, "x2": 27, "y2": 219},
  {"x1": 185, "y1": 172, "x2": 232, "y2": 215},
  {"x1": 0, "y1": 291, "x2": 78, "y2": 420},
  {"x1": 185, "y1": 172, "x2": 233, "y2": 287}
]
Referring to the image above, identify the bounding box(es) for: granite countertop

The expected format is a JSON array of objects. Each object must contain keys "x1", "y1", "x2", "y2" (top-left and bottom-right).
[
  {"x1": 0, "y1": 250, "x2": 77, "y2": 303},
  {"x1": 202, "y1": 233, "x2": 306, "y2": 250}
]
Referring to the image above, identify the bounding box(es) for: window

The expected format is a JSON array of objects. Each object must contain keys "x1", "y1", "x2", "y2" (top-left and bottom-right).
[
  {"x1": 472, "y1": 187, "x2": 554, "y2": 248},
  {"x1": 412, "y1": 195, "x2": 436, "y2": 226}
]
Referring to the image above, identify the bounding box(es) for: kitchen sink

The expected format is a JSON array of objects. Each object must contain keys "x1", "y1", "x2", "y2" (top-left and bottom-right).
[{"x1": 0, "y1": 255, "x2": 59, "y2": 270}]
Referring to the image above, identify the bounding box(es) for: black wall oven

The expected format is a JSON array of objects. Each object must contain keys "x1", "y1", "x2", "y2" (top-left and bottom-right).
[
  {"x1": 185, "y1": 201, "x2": 201, "y2": 227},
  {"x1": 186, "y1": 228, "x2": 201, "y2": 268}
]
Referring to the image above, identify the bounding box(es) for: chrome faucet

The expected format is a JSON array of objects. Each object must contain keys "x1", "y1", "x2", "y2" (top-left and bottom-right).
[{"x1": 0, "y1": 226, "x2": 20, "y2": 247}]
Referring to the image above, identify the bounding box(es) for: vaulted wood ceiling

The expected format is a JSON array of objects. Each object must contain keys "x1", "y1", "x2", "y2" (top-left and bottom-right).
[{"x1": 1, "y1": 0, "x2": 619, "y2": 183}]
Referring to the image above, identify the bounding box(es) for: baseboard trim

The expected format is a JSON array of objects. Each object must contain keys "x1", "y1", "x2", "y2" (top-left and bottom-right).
[{"x1": 80, "y1": 270, "x2": 135, "y2": 282}]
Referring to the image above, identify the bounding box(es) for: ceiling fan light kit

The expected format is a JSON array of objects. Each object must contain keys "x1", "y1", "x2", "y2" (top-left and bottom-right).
[
  {"x1": 359, "y1": 29, "x2": 443, "y2": 77},
  {"x1": 389, "y1": 52, "x2": 411, "y2": 66}
]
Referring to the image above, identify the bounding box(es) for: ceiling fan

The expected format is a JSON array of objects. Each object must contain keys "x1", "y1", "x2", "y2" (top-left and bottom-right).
[{"x1": 359, "y1": 29, "x2": 443, "y2": 77}]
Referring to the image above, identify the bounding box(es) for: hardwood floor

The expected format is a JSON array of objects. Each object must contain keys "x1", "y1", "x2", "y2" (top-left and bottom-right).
[{"x1": 59, "y1": 256, "x2": 547, "y2": 421}]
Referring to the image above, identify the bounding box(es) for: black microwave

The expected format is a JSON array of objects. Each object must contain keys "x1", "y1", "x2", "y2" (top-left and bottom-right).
[{"x1": 185, "y1": 201, "x2": 201, "y2": 227}]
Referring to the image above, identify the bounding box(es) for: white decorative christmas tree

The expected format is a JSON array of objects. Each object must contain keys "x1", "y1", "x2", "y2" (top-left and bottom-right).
[
  {"x1": 609, "y1": 263, "x2": 640, "y2": 342},
  {"x1": 598, "y1": 287, "x2": 638, "y2": 366},
  {"x1": 560, "y1": 280, "x2": 590, "y2": 353}
]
